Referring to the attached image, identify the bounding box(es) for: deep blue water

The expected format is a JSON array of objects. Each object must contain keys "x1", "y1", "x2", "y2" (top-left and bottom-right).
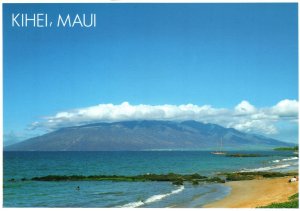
[{"x1": 3, "y1": 151, "x2": 298, "y2": 207}]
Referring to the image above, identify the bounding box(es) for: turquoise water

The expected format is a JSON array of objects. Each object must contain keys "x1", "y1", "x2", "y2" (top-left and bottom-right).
[{"x1": 3, "y1": 151, "x2": 298, "y2": 207}]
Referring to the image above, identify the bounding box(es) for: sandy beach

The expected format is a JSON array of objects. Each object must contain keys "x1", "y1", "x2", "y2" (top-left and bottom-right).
[{"x1": 204, "y1": 176, "x2": 298, "y2": 208}]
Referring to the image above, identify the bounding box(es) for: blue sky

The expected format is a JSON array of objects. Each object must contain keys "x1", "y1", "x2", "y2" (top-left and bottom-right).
[{"x1": 3, "y1": 3, "x2": 298, "y2": 144}]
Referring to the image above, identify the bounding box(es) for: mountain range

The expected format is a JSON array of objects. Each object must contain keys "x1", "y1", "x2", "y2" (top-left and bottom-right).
[{"x1": 5, "y1": 120, "x2": 293, "y2": 151}]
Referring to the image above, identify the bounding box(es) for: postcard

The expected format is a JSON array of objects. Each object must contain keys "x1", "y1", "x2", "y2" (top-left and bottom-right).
[{"x1": 2, "y1": 1, "x2": 299, "y2": 208}]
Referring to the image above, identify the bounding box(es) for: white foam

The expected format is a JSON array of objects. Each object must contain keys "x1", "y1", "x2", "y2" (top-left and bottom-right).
[
  {"x1": 239, "y1": 164, "x2": 291, "y2": 172},
  {"x1": 120, "y1": 201, "x2": 144, "y2": 208},
  {"x1": 119, "y1": 186, "x2": 184, "y2": 208},
  {"x1": 272, "y1": 157, "x2": 298, "y2": 163},
  {"x1": 145, "y1": 185, "x2": 184, "y2": 203},
  {"x1": 282, "y1": 157, "x2": 298, "y2": 161}
]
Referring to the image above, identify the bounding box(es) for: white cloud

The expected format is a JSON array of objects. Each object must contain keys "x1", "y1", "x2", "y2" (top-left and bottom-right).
[
  {"x1": 234, "y1": 100, "x2": 257, "y2": 115},
  {"x1": 271, "y1": 99, "x2": 298, "y2": 117},
  {"x1": 232, "y1": 120, "x2": 278, "y2": 135},
  {"x1": 29, "y1": 99, "x2": 298, "y2": 136}
]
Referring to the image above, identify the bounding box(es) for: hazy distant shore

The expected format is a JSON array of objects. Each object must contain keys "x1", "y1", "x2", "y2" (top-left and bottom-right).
[{"x1": 204, "y1": 175, "x2": 298, "y2": 208}]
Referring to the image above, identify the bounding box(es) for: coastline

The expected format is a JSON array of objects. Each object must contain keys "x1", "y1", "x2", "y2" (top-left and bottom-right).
[
  {"x1": 4, "y1": 151, "x2": 298, "y2": 207},
  {"x1": 203, "y1": 176, "x2": 298, "y2": 208}
]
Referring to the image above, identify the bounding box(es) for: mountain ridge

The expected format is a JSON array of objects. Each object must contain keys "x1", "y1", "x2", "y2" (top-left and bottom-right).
[{"x1": 5, "y1": 120, "x2": 293, "y2": 151}]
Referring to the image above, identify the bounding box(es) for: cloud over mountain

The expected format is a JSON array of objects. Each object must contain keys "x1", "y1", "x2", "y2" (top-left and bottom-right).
[
  {"x1": 271, "y1": 99, "x2": 298, "y2": 117},
  {"x1": 30, "y1": 99, "x2": 298, "y2": 136}
]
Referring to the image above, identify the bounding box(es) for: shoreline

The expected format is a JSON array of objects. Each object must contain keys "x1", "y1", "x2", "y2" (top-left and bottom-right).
[{"x1": 203, "y1": 176, "x2": 298, "y2": 208}]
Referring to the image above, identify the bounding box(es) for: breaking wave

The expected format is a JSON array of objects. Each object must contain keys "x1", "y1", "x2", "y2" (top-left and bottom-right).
[
  {"x1": 239, "y1": 164, "x2": 291, "y2": 172},
  {"x1": 282, "y1": 157, "x2": 298, "y2": 161},
  {"x1": 119, "y1": 185, "x2": 184, "y2": 208},
  {"x1": 272, "y1": 157, "x2": 298, "y2": 163}
]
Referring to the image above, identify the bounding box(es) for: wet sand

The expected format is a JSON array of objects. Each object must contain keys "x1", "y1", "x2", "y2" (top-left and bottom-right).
[{"x1": 204, "y1": 176, "x2": 298, "y2": 208}]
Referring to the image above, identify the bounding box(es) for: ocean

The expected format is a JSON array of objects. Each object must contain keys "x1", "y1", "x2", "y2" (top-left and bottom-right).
[{"x1": 3, "y1": 150, "x2": 298, "y2": 207}]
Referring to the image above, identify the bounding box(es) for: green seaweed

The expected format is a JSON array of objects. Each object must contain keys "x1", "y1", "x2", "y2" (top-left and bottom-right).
[
  {"x1": 31, "y1": 172, "x2": 224, "y2": 185},
  {"x1": 172, "y1": 179, "x2": 184, "y2": 186},
  {"x1": 192, "y1": 180, "x2": 199, "y2": 185},
  {"x1": 225, "y1": 174, "x2": 255, "y2": 181},
  {"x1": 206, "y1": 177, "x2": 226, "y2": 183},
  {"x1": 224, "y1": 171, "x2": 298, "y2": 181}
]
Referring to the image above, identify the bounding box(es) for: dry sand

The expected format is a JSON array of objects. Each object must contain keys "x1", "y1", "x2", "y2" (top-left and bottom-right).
[{"x1": 204, "y1": 176, "x2": 298, "y2": 208}]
